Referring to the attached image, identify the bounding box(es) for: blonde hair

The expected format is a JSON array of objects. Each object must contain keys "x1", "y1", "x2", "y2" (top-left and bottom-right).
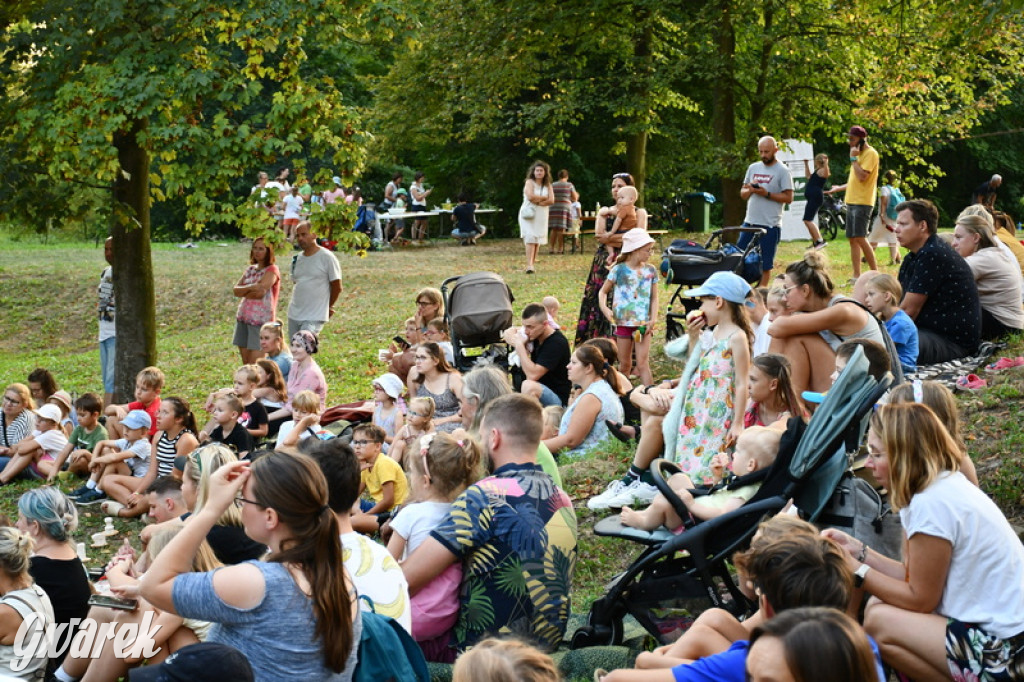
[
  {"x1": 410, "y1": 432, "x2": 482, "y2": 501},
  {"x1": 888, "y1": 381, "x2": 965, "y2": 455},
  {"x1": 415, "y1": 287, "x2": 445, "y2": 319},
  {"x1": 0, "y1": 527, "x2": 34, "y2": 577},
  {"x1": 785, "y1": 250, "x2": 834, "y2": 300},
  {"x1": 148, "y1": 526, "x2": 222, "y2": 572},
  {"x1": 292, "y1": 390, "x2": 321, "y2": 415},
  {"x1": 738, "y1": 425, "x2": 783, "y2": 469},
  {"x1": 452, "y1": 638, "x2": 561, "y2": 682},
  {"x1": 957, "y1": 204, "x2": 994, "y2": 228},
  {"x1": 409, "y1": 396, "x2": 435, "y2": 420},
  {"x1": 259, "y1": 322, "x2": 286, "y2": 351},
  {"x1": 870, "y1": 403, "x2": 961, "y2": 510},
  {"x1": 236, "y1": 364, "x2": 260, "y2": 386},
  {"x1": 185, "y1": 444, "x2": 242, "y2": 526},
  {"x1": 867, "y1": 273, "x2": 902, "y2": 308},
  {"x1": 137, "y1": 366, "x2": 165, "y2": 391},
  {"x1": 3, "y1": 383, "x2": 36, "y2": 412},
  {"x1": 814, "y1": 153, "x2": 828, "y2": 168},
  {"x1": 954, "y1": 213, "x2": 999, "y2": 250},
  {"x1": 216, "y1": 393, "x2": 244, "y2": 416},
  {"x1": 542, "y1": 405, "x2": 563, "y2": 436}
]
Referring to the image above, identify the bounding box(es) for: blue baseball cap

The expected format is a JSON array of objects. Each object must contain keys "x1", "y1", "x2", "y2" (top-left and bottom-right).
[
  {"x1": 684, "y1": 271, "x2": 752, "y2": 305},
  {"x1": 122, "y1": 409, "x2": 152, "y2": 431}
]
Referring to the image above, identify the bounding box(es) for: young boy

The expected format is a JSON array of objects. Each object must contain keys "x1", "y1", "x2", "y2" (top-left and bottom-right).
[
  {"x1": 105, "y1": 366, "x2": 164, "y2": 439},
  {"x1": 49, "y1": 392, "x2": 108, "y2": 482},
  {"x1": 275, "y1": 390, "x2": 329, "y2": 453},
  {"x1": 0, "y1": 403, "x2": 70, "y2": 483},
  {"x1": 206, "y1": 394, "x2": 254, "y2": 458},
  {"x1": 351, "y1": 423, "x2": 409, "y2": 534},
  {"x1": 73, "y1": 409, "x2": 152, "y2": 505},
  {"x1": 619, "y1": 426, "x2": 782, "y2": 532}
]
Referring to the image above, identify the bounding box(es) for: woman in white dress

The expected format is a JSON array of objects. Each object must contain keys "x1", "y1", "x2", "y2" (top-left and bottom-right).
[{"x1": 518, "y1": 160, "x2": 554, "y2": 274}]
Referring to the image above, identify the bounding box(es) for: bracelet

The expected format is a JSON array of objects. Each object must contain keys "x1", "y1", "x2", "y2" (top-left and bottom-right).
[{"x1": 856, "y1": 543, "x2": 869, "y2": 562}]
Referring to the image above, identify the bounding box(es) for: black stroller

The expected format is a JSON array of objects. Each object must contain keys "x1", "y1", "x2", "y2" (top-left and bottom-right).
[
  {"x1": 441, "y1": 272, "x2": 515, "y2": 372},
  {"x1": 661, "y1": 226, "x2": 765, "y2": 340},
  {"x1": 571, "y1": 346, "x2": 892, "y2": 648}
]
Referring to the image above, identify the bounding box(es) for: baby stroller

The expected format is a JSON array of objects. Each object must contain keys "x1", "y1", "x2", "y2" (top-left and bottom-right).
[
  {"x1": 661, "y1": 226, "x2": 765, "y2": 340},
  {"x1": 571, "y1": 345, "x2": 892, "y2": 648},
  {"x1": 441, "y1": 272, "x2": 515, "y2": 372}
]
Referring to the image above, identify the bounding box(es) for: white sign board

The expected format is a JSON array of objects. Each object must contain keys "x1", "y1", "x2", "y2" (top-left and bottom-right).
[{"x1": 776, "y1": 140, "x2": 816, "y2": 241}]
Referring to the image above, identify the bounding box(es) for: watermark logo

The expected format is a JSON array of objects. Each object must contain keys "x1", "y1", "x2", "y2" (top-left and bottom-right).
[{"x1": 12, "y1": 613, "x2": 163, "y2": 672}]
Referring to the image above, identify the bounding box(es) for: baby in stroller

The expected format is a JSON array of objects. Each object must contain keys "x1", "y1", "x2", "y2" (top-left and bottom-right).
[{"x1": 619, "y1": 426, "x2": 781, "y2": 532}]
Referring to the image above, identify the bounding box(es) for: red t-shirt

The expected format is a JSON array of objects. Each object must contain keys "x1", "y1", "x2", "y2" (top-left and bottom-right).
[{"x1": 128, "y1": 398, "x2": 161, "y2": 436}]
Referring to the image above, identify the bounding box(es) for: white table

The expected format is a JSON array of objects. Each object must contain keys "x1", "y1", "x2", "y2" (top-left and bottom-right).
[{"x1": 376, "y1": 208, "x2": 503, "y2": 243}]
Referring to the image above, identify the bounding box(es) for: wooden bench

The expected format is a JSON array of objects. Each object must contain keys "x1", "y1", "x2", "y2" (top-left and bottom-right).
[{"x1": 579, "y1": 229, "x2": 668, "y2": 252}]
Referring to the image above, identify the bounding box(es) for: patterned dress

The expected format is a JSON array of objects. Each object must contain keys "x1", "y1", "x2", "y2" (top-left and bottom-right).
[
  {"x1": 575, "y1": 215, "x2": 630, "y2": 346},
  {"x1": 548, "y1": 181, "x2": 574, "y2": 231},
  {"x1": 674, "y1": 332, "x2": 738, "y2": 485}
]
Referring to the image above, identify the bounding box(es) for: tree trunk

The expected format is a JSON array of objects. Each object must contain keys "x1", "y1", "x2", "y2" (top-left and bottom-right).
[
  {"x1": 626, "y1": 18, "x2": 652, "y2": 206},
  {"x1": 712, "y1": 0, "x2": 745, "y2": 228},
  {"x1": 626, "y1": 131, "x2": 648, "y2": 205},
  {"x1": 111, "y1": 121, "x2": 156, "y2": 400}
]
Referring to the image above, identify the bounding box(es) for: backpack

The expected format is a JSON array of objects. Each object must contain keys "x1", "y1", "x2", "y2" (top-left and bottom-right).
[
  {"x1": 884, "y1": 186, "x2": 906, "y2": 220},
  {"x1": 353, "y1": 597, "x2": 431, "y2": 682},
  {"x1": 816, "y1": 472, "x2": 903, "y2": 561}
]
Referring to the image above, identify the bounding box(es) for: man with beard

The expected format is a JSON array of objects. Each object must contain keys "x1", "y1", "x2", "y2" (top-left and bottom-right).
[{"x1": 736, "y1": 136, "x2": 794, "y2": 286}]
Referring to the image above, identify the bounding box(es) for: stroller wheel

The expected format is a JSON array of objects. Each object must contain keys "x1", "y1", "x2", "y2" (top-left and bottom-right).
[{"x1": 570, "y1": 614, "x2": 624, "y2": 649}]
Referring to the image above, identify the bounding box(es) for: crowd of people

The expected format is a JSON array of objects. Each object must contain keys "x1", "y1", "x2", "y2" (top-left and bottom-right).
[{"x1": 2, "y1": 146, "x2": 1023, "y2": 680}]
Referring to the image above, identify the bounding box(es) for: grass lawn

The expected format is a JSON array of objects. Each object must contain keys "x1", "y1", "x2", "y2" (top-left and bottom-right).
[{"x1": 1, "y1": 229, "x2": 1021, "y2": 614}]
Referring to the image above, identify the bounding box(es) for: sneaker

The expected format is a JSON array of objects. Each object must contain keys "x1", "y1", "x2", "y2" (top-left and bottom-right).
[
  {"x1": 75, "y1": 489, "x2": 107, "y2": 506},
  {"x1": 813, "y1": 240, "x2": 827, "y2": 250},
  {"x1": 587, "y1": 480, "x2": 630, "y2": 510},
  {"x1": 68, "y1": 484, "x2": 91, "y2": 500},
  {"x1": 588, "y1": 479, "x2": 659, "y2": 510}
]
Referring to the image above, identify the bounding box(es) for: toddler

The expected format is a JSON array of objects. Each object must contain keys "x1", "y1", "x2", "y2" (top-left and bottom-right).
[
  {"x1": 72, "y1": 409, "x2": 152, "y2": 506},
  {"x1": 542, "y1": 296, "x2": 561, "y2": 330},
  {"x1": 388, "y1": 433, "x2": 480, "y2": 655},
  {"x1": 389, "y1": 396, "x2": 435, "y2": 466},
  {"x1": 620, "y1": 426, "x2": 781, "y2": 532},
  {"x1": 606, "y1": 185, "x2": 639, "y2": 266},
  {"x1": 371, "y1": 373, "x2": 405, "y2": 451},
  {"x1": 541, "y1": 405, "x2": 563, "y2": 440},
  {"x1": 205, "y1": 394, "x2": 254, "y2": 457}
]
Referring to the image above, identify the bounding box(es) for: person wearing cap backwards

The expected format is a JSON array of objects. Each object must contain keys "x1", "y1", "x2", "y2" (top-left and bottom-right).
[
  {"x1": 826, "y1": 125, "x2": 880, "y2": 282},
  {"x1": 737, "y1": 136, "x2": 794, "y2": 287},
  {"x1": 323, "y1": 176, "x2": 346, "y2": 205},
  {"x1": 0, "y1": 402, "x2": 69, "y2": 483}
]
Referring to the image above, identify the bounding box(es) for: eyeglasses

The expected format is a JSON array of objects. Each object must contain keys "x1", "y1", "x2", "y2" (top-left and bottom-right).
[
  {"x1": 416, "y1": 300, "x2": 432, "y2": 306},
  {"x1": 866, "y1": 449, "x2": 886, "y2": 459},
  {"x1": 233, "y1": 496, "x2": 265, "y2": 509},
  {"x1": 781, "y1": 284, "x2": 799, "y2": 297},
  {"x1": 2, "y1": 396, "x2": 20, "y2": 406},
  {"x1": 423, "y1": 329, "x2": 440, "y2": 336},
  {"x1": 351, "y1": 439, "x2": 377, "y2": 446}
]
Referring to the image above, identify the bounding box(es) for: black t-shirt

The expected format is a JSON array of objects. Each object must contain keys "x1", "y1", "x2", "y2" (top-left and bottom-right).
[
  {"x1": 30, "y1": 555, "x2": 91, "y2": 664},
  {"x1": 973, "y1": 180, "x2": 996, "y2": 204},
  {"x1": 452, "y1": 203, "x2": 478, "y2": 233},
  {"x1": 898, "y1": 234, "x2": 981, "y2": 353},
  {"x1": 530, "y1": 330, "x2": 572, "y2": 404},
  {"x1": 240, "y1": 399, "x2": 268, "y2": 435},
  {"x1": 209, "y1": 423, "x2": 254, "y2": 456},
  {"x1": 206, "y1": 523, "x2": 267, "y2": 565}
]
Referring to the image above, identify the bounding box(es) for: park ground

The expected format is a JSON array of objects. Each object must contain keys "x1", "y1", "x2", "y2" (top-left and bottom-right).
[{"x1": 0, "y1": 230, "x2": 1022, "y2": 613}]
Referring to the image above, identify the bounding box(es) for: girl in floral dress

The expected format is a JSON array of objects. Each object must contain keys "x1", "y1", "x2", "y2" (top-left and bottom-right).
[{"x1": 674, "y1": 272, "x2": 753, "y2": 486}]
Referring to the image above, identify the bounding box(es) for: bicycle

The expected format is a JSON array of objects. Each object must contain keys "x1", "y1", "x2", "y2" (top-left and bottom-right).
[{"x1": 817, "y1": 193, "x2": 846, "y2": 241}]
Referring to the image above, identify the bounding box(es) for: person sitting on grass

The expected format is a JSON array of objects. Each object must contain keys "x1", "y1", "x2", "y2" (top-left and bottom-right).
[
  {"x1": 351, "y1": 423, "x2": 409, "y2": 534},
  {"x1": 274, "y1": 390, "x2": 330, "y2": 453},
  {"x1": 0, "y1": 403, "x2": 69, "y2": 484},
  {"x1": 202, "y1": 393, "x2": 253, "y2": 458},
  {"x1": 619, "y1": 426, "x2": 781, "y2": 532},
  {"x1": 389, "y1": 396, "x2": 436, "y2": 467},
  {"x1": 104, "y1": 366, "x2": 164, "y2": 439},
  {"x1": 71, "y1": 409, "x2": 151, "y2": 506},
  {"x1": 48, "y1": 393, "x2": 107, "y2": 483}
]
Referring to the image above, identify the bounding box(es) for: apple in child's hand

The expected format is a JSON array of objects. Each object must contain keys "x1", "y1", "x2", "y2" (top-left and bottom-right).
[{"x1": 686, "y1": 310, "x2": 705, "y2": 325}]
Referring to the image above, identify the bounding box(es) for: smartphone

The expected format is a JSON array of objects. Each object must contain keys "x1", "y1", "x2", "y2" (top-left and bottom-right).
[
  {"x1": 392, "y1": 336, "x2": 410, "y2": 350},
  {"x1": 749, "y1": 183, "x2": 761, "y2": 189},
  {"x1": 87, "y1": 594, "x2": 138, "y2": 611}
]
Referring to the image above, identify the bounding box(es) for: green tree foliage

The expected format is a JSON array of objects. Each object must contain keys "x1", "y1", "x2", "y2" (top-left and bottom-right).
[{"x1": 0, "y1": 0, "x2": 367, "y2": 396}]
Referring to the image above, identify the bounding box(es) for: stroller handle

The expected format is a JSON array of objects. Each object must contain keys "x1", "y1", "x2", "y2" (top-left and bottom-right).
[{"x1": 716, "y1": 226, "x2": 767, "y2": 236}]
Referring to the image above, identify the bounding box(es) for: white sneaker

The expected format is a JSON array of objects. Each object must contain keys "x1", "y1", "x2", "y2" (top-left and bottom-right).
[
  {"x1": 587, "y1": 480, "x2": 629, "y2": 510},
  {"x1": 625, "y1": 480, "x2": 659, "y2": 505}
]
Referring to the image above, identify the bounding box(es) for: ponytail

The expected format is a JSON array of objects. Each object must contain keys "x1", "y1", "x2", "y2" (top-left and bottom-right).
[
  {"x1": 785, "y1": 250, "x2": 834, "y2": 299},
  {"x1": 417, "y1": 432, "x2": 483, "y2": 500},
  {"x1": 726, "y1": 300, "x2": 755, "y2": 354}
]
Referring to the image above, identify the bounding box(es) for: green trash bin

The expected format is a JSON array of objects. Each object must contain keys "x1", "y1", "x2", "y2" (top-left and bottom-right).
[{"x1": 684, "y1": 192, "x2": 716, "y2": 232}]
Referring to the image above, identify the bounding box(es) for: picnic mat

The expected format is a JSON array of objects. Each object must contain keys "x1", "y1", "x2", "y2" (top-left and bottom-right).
[{"x1": 905, "y1": 340, "x2": 1004, "y2": 389}]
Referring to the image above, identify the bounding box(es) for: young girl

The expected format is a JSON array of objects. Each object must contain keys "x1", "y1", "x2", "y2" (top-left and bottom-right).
[
  {"x1": 541, "y1": 405, "x2": 563, "y2": 440},
  {"x1": 801, "y1": 153, "x2": 830, "y2": 249},
  {"x1": 387, "y1": 432, "x2": 481, "y2": 659},
  {"x1": 371, "y1": 373, "x2": 405, "y2": 452},
  {"x1": 423, "y1": 318, "x2": 455, "y2": 366},
  {"x1": 598, "y1": 228, "x2": 660, "y2": 385},
  {"x1": 888, "y1": 379, "x2": 978, "y2": 486},
  {"x1": 233, "y1": 365, "x2": 269, "y2": 440},
  {"x1": 253, "y1": 358, "x2": 287, "y2": 407},
  {"x1": 864, "y1": 273, "x2": 919, "y2": 374},
  {"x1": 673, "y1": 271, "x2": 753, "y2": 485},
  {"x1": 0, "y1": 403, "x2": 68, "y2": 483},
  {"x1": 744, "y1": 353, "x2": 804, "y2": 428},
  {"x1": 113, "y1": 398, "x2": 199, "y2": 519},
  {"x1": 389, "y1": 396, "x2": 435, "y2": 467},
  {"x1": 258, "y1": 322, "x2": 292, "y2": 380},
  {"x1": 765, "y1": 285, "x2": 788, "y2": 322}
]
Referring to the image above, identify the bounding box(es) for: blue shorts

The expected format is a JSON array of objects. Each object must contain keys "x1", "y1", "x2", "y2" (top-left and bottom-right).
[
  {"x1": 737, "y1": 223, "x2": 780, "y2": 273},
  {"x1": 538, "y1": 385, "x2": 564, "y2": 408}
]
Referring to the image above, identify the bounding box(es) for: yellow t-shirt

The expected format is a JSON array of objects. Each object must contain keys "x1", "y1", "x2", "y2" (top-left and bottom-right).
[
  {"x1": 845, "y1": 146, "x2": 879, "y2": 207},
  {"x1": 361, "y1": 454, "x2": 409, "y2": 509}
]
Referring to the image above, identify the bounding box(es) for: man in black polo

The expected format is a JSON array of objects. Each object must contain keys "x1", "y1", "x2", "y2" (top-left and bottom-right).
[
  {"x1": 503, "y1": 303, "x2": 571, "y2": 406},
  {"x1": 894, "y1": 199, "x2": 981, "y2": 364}
]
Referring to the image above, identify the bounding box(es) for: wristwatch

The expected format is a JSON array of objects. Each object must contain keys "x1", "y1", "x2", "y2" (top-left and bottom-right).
[{"x1": 854, "y1": 563, "x2": 871, "y2": 588}]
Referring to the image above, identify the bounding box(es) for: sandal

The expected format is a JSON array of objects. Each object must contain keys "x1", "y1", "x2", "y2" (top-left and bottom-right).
[
  {"x1": 986, "y1": 356, "x2": 1024, "y2": 371},
  {"x1": 606, "y1": 420, "x2": 639, "y2": 443},
  {"x1": 955, "y1": 374, "x2": 987, "y2": 391}
]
